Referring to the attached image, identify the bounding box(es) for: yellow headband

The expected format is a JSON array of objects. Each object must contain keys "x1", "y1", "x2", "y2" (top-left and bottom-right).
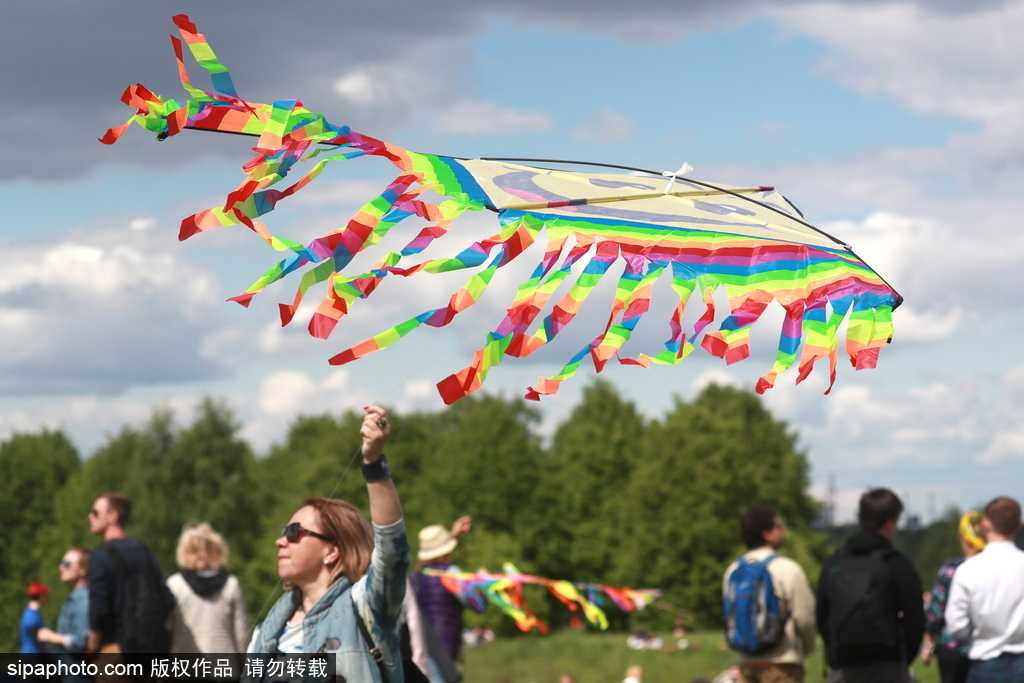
[{"x1": 960, "y1": 511, "x2": 986, "y2": 551}]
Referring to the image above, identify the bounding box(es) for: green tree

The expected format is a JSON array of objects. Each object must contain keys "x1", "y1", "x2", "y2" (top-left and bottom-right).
[
  {"x1": 516, "y1": 380, "x2": 645, "y2": 629},
  {"x1": 613, "y1": 384, "x2": 825, "y2": 629},
  {"x1": 0, "y1": 429, "x2": 80, "y2": 651},
  {"x1": 136, "y1": 397, "x2": 260, "y2": 573},
  {"x1": 402, "y1": 394, "x2": 542, "y2": 537},
  {"x1": 398, "y1": 394, "x2": 546, "y2": 634},
  {"x1": 903, "y1": 507, "x2": 963, "y2": 594}
]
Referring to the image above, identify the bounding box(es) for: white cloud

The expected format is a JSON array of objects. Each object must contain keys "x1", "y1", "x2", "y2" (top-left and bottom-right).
[
  {"x1": 328, "y1": 39, "x2": 470, "y2": 132},
  {"x1": 770, "y1": 1, "x2": 1024, "y2": 183},
  {"x1": 0, "y1": 222, "x2": 228, "y2": 395},
  {"x1": 889, "y1": 306, "x2": 962, "y2": 344},
  {"x1": 771, "y1": 2, "x2": 1024, "y2": 124},
  {"x1": 692, "y1": 368, "x2": 743, "y2": 392},
  {"x1": 572, "y1": 108, "x2": 636, "y2": 142},
  {"x1": 434, "y1": 101, "x2": 553, "y2": 135},
  {"x1": 128, "y1": 217, "x2": 156, "y2": 232},
  {"x1": 804, "y1": 370, "x2": 1024, "y2": 471},
  {"x1": 287, "y1": 179, "x2": 398, "y2": 210},
  {"x1": 334, "y1": 71, "x2": 383, "y2": 107},
  {"x1": 238, "y1": 368, "x2": 443, "y2": 453},
  {"x1": 0, "y1": 394, "x2": 188, "y2": 459},
  {"x1": 241, "y1": 369, "x2": 366, "y2": 452}
]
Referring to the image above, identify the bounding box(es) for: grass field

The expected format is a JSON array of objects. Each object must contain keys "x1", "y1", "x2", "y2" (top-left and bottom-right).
[{"x1": 461, "y1": 629, "x2": 940, "y2": 683}]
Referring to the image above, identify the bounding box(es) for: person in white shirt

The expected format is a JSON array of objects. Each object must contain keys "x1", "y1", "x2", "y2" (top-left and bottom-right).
[{"x1": 945, "y1": 496, "x2": 1024, "y2": 682}]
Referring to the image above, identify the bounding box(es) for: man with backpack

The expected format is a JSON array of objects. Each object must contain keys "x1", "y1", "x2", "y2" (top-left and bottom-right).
[
  {"x1": 816, "y1": 488, "x2": 924, "y2": 683},
  {"x1": 86, "y1": 492, "x2": 175, "y2": 660},
  {"x1": 723, "y1": 506, "x2": 817, "y2": 683}
]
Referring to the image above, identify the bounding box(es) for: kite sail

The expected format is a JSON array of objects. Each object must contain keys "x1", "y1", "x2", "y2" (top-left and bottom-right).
[
  {"x1": 425, "y1": 563, "x2": 657, "y2": 632},
  {"x1": 102, "y1": 14, "x2": 901, "y2": 404}
]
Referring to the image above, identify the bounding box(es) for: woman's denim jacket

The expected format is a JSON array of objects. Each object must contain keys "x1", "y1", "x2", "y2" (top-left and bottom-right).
[{"x1": 248, "y1": 519, "x2": 409, "y2": 682}]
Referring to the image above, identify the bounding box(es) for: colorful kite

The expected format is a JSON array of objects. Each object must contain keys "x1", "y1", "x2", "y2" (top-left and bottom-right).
[
  {"x1": 102, "y1": 15, "x2": 901, "y2": 404},
  {"x1": 424, "y1": 563, "x2": 657, "y2": 633}
]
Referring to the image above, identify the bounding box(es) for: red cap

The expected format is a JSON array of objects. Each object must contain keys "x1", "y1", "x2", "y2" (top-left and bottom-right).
[{"x1": 27, "y1": 582, "x2": 49, "y2": 598}]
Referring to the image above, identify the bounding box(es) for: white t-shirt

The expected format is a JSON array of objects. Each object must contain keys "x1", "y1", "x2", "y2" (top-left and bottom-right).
[{"x1": 946, "y1": 541, "x2": 1024, "y2": 660}]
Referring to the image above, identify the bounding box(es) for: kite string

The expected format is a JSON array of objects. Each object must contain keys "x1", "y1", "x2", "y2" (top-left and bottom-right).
[{"x1": 246, "y1": 281, "x2": 519, "y2": 629}]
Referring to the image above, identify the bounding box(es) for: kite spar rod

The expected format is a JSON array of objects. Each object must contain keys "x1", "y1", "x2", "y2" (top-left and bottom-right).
[
  {"x1": 170, "y1": 127, "x2": 816, "y2": 232},
  {"x1": 171, "y1": 127, "x2": 836, "y2": 244},
  {"x1": 485, "y1": 158, "x2": 843, "y2": 245},
  {"x1": 498, "y1": 185, "x2": 776, "y2": 211}
]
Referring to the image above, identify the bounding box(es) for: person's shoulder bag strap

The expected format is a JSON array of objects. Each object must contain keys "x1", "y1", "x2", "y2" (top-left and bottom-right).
[{"x1": 351, "y1": 596, "x2": 389, "y2": 683}]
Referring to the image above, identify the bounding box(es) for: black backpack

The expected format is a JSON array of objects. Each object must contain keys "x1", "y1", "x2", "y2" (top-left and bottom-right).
[
  {"x1": 822, "y1": 546, "x2": 900, "y2": 662},
  {"x1": 102, "y1": 542, "x2": 173, "y2": 654}
]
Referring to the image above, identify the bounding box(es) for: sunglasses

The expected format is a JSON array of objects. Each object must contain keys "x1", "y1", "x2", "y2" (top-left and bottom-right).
[
  {"x1": 281, "y1": 522, "x2": 334, "y2": 544},
  {"x1": 59, "y1": 561, "x2": 72, "y2": 568},
  {"x1": 89, "y1": 509, "x2": 100, "y2": 517}
]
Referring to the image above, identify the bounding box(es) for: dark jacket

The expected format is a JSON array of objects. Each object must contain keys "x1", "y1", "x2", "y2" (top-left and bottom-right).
[
  {"x1": 88, "y1": 538, "x2": 175, "y2": 645},
  {"x1": 816, "y1": 530, "x2": 924, "y2": 668}
]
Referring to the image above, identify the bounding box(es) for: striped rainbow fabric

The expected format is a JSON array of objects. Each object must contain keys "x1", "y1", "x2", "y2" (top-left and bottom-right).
[
  {"x1": 424, "y1": 563, "x2": 658, "y2": 633},
  {"x1": 102, "y1": 14, "x2": 900, "y2": 404}
]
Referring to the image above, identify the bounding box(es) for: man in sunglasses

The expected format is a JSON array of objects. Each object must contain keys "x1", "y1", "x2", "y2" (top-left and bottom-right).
[{"x1": 86, "y1": 492, "x2": 175, "y2": 660}]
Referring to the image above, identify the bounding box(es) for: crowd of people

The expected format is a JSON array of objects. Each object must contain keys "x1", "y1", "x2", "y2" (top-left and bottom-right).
[
  {"x1": 15, "y1": 408, "x2": 1024, "y2": 683},
  {"x1": 722, "y1": 490, "x2": 1024, "y2": 683},
  {"x1": 16, "y1": 406, "x2": 484, "y2": 683}
]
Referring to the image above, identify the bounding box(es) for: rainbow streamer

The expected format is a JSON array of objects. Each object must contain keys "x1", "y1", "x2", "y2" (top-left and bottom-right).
[
  {"x1": 102, "y1": 15, "x2": 901, "y2": 404},
  {"x1": 424, "y1": 563, "x2": 657, "y2": 633}
]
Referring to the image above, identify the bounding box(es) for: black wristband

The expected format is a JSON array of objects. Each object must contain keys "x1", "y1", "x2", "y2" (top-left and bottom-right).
[{"x1": 361, "y1": 453, "x2": 391, "y2": 482}]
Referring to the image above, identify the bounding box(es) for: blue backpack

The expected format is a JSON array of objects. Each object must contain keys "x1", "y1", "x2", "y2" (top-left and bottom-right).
[{"x1": 724, "y1": 554, "x2": 786, "y2": 654}]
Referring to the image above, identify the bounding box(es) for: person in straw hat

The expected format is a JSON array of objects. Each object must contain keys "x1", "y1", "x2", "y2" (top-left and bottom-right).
[{"x1": 411, "y1": 516, "x2": 483, "y2": 682}]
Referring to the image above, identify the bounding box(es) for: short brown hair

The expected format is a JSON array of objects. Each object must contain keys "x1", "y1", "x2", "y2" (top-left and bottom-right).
[
  {"x1": 304, "y1": 497, "x2": 374, "y2": 584},
  {"x1": 739, "y1": 507, "x2": 777, "y2": 549},
  {"x1": 100, "y1": 492, "x2": 132, "y2": 526},
  {"x1": 176, "y1": 522, "x2": 228, "y2": 571},
  {"x1": 985, "y1": 496, "x2": 1022, "y2": 537},
  {"x1": 68, "y1": 547, "x2": 90, "y2": 572}
]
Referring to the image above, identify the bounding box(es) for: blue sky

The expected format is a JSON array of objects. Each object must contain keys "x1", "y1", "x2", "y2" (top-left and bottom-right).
[{"x1": 3, "y1": 0, "x2": 1024, "y2": 524}]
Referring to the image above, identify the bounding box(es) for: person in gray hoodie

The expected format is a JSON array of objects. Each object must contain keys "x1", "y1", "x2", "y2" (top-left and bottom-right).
[{"x1": 166, "y1": 522, "x2": 249, "y2": 664}]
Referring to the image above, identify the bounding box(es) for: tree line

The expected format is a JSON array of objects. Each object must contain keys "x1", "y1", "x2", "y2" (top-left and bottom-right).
[{"x1": 0, "y1": 381, "x2": 963, "y2": 651}]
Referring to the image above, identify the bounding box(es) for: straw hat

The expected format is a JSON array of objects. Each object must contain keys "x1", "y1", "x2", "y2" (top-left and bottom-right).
[{"x1": 418, "y1": 524, "x2": 459, "y2": 561}]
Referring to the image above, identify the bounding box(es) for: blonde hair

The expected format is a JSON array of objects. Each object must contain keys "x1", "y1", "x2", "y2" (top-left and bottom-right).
[
  {"x1": 304, "y1": 497, "x2": 374, "y2": 584},
  {"x1": 176, "y1": 522, "x2": 229, "y2": 571},
  {"x1": 959, "y1": 511, "x2": 986, "y2": 552}
]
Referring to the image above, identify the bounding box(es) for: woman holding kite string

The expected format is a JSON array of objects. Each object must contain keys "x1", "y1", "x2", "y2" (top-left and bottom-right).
[{"x1": 247, "y1": 406, "x2": 409, "y2": 682}]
